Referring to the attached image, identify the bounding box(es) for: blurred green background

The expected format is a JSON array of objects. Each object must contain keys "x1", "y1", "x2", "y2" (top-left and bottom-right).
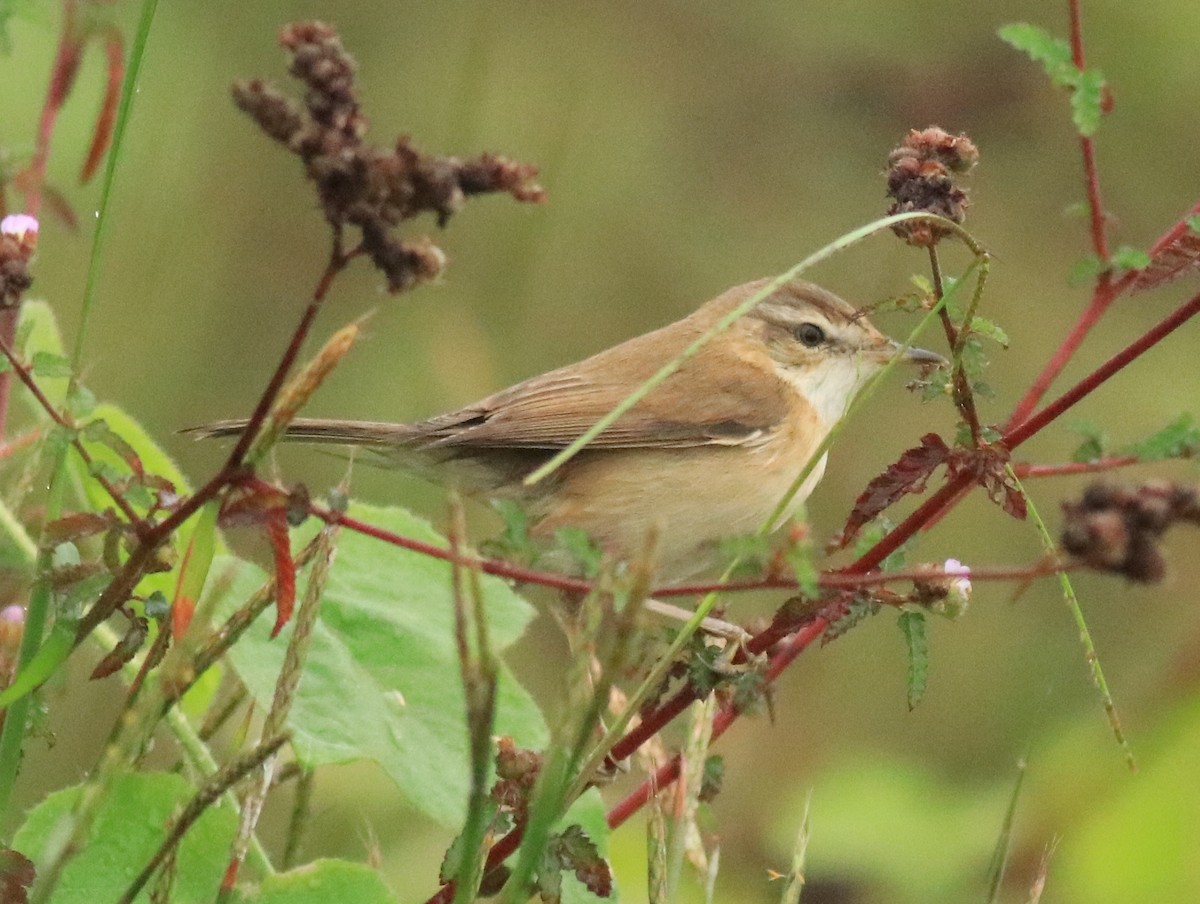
[{"x1": 3, "y1": 1, "x2": 1200, "y2": 902}]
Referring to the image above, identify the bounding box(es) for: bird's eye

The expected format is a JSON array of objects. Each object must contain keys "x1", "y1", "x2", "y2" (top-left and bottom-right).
[{"x1": 793, "y1": 322, "x2": 826, "y2": 347}]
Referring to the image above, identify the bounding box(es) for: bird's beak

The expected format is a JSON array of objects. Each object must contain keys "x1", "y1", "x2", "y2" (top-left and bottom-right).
[{"x1": 891, "y1": 341, "x2": 947, "y2": 367}]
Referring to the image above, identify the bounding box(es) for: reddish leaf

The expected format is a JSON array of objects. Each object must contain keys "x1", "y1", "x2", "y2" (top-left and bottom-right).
[
  {"x1": 0, "y1": 848, "x2": 35, "y2": 904},
  {"x1": 80, "y1": 31, "x2": 124, "y2": 184},
  {"x1": 836, "y1": 433, "x2": 950, "y2": 548},
  {"x1": 264, "y1": 508, "x2": 295, "y2": 637},
  {"x1": 172, "y1": 595, "x2": 195, "y2": 640},
  {"x1": 543, "y1": 825, "x2": 613, "y2": 900},
  {"x1": 89, "y1": 615, "x2": 148, "y2": 679},
  {"x1": 1131, "y1": 204, "x2": 1200, "y2": 292},
  {"x1": 949, "y1": 444, "x2": 1027, "y2": 521},
  {"x1": 42, "y1": 510, "x2": 115, "y2": 547}
]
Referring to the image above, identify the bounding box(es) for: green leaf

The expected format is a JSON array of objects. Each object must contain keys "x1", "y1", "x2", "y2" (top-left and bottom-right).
[
  {"x1": 71, "y1": 403, "x2": 218, "y2": 604},
  {"x1": 968, "y1": 316, "x2": 1009, "y2": 348},
  {"x1": 998, "y1": 23, "x2": 1075, "y2": 86},
  {"x1": 1070, "y1": 421, "x2": 1110, "y2": 463},
  {"x1": 1123, "y1": 413, "x2": 1200, "y2": 462},
  {"x1": 0, "y1": 0, "x2": 50, "y2": 54},
  {"x1": 16, "y1": 301, "x2": 70, "y2": 411},
  {"x1": 1070, "y1": 68, "x2": 1106, "y2": 136},
  {"x1": 558, "y1": 789, "x2": 613, "y2": 904},
  {"x1": 29, "y1": 351, "x2": 73, "y2": 379},
  {"x1": 239, "y1": 860, "x2": 395, "y2": 904},
  {"x1": 216, "y1": 502, "x2": 547, "y2": 826},
  {"x1": 11, "y1": 772, "x2": 237, "y2": 904},
  {"x1": 1068, "y1": 255, "x2": 1104, "y2": 287},
  {"x1": 1187, "y1": 214, "x2": 1200, "y2": 233},
  {"x1": 0, "y1": 620, "x2": 73, "y2": 707},
  {"x1": 898, "y1": 609, "x2": 929, "y2": 711},
  {"x1": 553, "y1": 527, "x2": 604, "y2": 579},
  {"x1": 1111, "y1": 245, "x2": 1152, "y2": 272}
]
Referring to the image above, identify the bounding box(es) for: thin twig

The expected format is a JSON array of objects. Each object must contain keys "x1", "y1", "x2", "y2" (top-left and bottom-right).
[{"x1": 116, "y1": 734, "x2": 289, "y2": 904}]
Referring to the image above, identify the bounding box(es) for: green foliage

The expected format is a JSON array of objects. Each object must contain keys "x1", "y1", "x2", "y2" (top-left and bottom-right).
[
  {"x1": 998, "y1": 23, "x2": 1106, "y2": 135},
  {"x1": 1110, "y1": 245, "x2": 1152, "y2": 272},
  {"x1": 556, "y1": 789, "x2": 612, "y2": 904},
  {"x1": 997, "y1": 23, "x2": 1075, "y2": 86},
  {"x1": 853, "y1": 518, "x2": 909, "y2": 572},
  {"x1": 16, "y1": 301, "x2": 70, "y2": 410},
  {"x1": 482, "y1": 498, "x2": 538, "y2": 564},
  {"x1": 29, "y1": 351, "x2": 73, "y2": 378},
  {"x1": 1187, "y1": 213, "x2": 1200, "y2": 233},
  {"x1": 967, "y1": 315, "x2": 1009, "y2": 348},
  {"x1": 1070, "y1": 421, "x2": 1110, "y2": 462},
  {"x1": 216, "y1": 501, "x2": 547, "y2": 826},
  {"x1": 12, "y1": 772, "x2": 238, "y2": 904},
  {"x1": 0, "y1": 0, "x2": 49, "y2": 54},
  {"x1": 1122, "y1": 413, "x2": 1200, "y2": 461},
  {"x1": 553, "y1": 526, "x2": 605, "y2": 579},
  {"x1": 237, "y1": 860, "x2": 395, "y2": 904},
  {"x1": 897, "y1": 609, "x2": 929, "y2": 711},
  {"x1": 1070, "y1": 68, "x2": 1106, "y2": 136}
]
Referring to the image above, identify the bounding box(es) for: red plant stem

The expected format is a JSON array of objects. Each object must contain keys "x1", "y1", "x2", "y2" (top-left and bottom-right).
[
  {"x1": 1069, "y1": 0, "x2": 1109, "y2": 264},
  {"x1": 1013, "y1": 456, "x2": 1140, "y2": 478},
  {"x1": 0, "y1": 310, "x2": 16, "y2": 443},
  {"x1": 609, "y1": 618, "x2": 827, "y2": 831},
  {"x1": 283, "y1": 478, "x2": 1063, "y2": 600},
  {"x1": 424, "y1": 619, "x2": 829, "y2": 904},
  {"x1": 222, "y1": 243, "x2": 350, "y2": 467},
  {"x1": 72, "y1": 247, "x2": 357, "y2": 646},
  {"x1": 1006, "y1": 0, "x2": 1119, "y2": 426},
  {"x1": 24, "y1": 0, "x2": 80, "y2": 220},
  {"x1": 854, "y1": 287, "x2": 1200, "y2": 573},
  {"x1": 0, "y1": 428, "x2": 40, "y2": 461},
  {"x1": 1007, "y1": 278, "x2": 1117, "y2": 427},
  {"x1": 1004, "y1": 289, "x2": 1200, "y2": 449}
]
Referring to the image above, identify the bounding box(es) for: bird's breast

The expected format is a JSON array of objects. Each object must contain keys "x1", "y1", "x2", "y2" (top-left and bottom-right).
[{"x1": 529, "y1": 408, "x2": 831, "y2": 579}]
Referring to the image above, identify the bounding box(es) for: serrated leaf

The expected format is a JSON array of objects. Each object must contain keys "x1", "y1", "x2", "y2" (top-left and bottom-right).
[
  {"x1": 968, "y1": 316, "x2": 1009, "y2": 348},
  {"x1": 216, "y1": 502, "x2": 547, "y2": 826},
  {"x1": 837, "y1": 434, "x2": 950, "y2": 549},
  {"x1": 11, "y1": 772, "x2": 237, "y2": 904},
  {"x1": 1132, "y1": 204, "x2": 1200, "y2": 292},
  {"x1": 1122, "y1": 413, "x2": 1200, "y2": 462},
  {"x1": 71, "y1": 403, "x2": 216, "y2": 606},
  {"x1": 559, "y1": 789, "x2": 613, "y2": 904},
  {"x1": 998, "y1": 23, "x2": 1075, "y2": 86},
  {"x1": 898, "y1": 609, "x2": 929, "y2": 710},
  {"x1": 1071, "y1": 68, "x2": 1106, "y2": 136}
]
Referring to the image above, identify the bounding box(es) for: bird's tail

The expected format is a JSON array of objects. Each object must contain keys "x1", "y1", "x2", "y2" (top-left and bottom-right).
[{"x1": 182, "y1": 417, "x2": 418, "y2": 447}]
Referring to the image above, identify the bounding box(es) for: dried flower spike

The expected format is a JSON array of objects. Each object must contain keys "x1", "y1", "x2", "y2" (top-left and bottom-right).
[
  {"x1": 1061, "y1": 481, "x2": 1200, "y2": 583},
  {"x1": 232, "y1": 21, "x2": 545, "y2": 294},
  {"x1": 885, "y1": 127, "x2": 978, "y2": 247}
]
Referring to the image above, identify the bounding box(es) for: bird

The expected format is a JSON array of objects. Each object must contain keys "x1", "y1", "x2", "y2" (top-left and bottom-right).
[{"x1": 189, "y1": 278, "x2": 943, "y2": 581}]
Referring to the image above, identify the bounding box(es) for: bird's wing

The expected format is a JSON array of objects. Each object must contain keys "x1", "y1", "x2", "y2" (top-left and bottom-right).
[{"x1": 415, "y1": 329, "x2": 794, "y2": 450}]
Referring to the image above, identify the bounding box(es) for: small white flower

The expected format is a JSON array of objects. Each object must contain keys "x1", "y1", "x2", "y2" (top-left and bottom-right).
[
  {"x1": 1, "y1": 213, "x2": 39, "y2": 241},
  {"x1": 943, "y1": 558, "x2": 972, "y2": 607}
]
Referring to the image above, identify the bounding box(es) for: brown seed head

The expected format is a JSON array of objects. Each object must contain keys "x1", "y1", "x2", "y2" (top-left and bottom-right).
[{"x1": 885, "y1": 126, "x2": 978, "y2": 248}]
